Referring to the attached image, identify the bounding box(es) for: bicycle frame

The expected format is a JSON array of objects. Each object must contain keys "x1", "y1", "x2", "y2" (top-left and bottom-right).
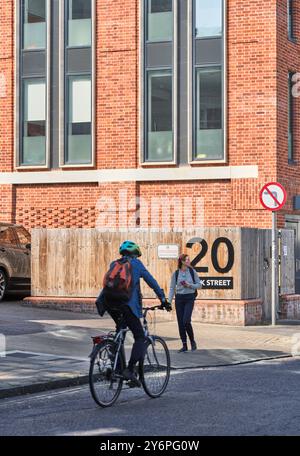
[
  {"x1": 90, "y1": 304, "x2": 164, "y2": 375},
  {"x1": 112, "y1": 327, "x2": 128, "y2": 373}
]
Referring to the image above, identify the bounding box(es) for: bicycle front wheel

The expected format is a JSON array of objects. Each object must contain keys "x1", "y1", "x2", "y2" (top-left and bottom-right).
[
  {"x1": 89, "y1": 340, "x2": 124, "y2": 408},
  {"x1": 140, "y1": 336, "x2": 170, "y2": 398}
]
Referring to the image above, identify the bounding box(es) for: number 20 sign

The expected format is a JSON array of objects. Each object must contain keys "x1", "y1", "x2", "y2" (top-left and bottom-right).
[{"x1": 186, "y1": 237, "x2": 235, "y2": 290}]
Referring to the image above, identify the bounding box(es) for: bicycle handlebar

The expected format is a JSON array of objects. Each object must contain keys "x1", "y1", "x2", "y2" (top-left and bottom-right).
[{"x1": 142, "y1": 305, "x2": 163, "y2": 313}]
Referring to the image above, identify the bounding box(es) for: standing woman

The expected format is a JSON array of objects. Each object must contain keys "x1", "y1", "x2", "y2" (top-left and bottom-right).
[{"x1": 168, "y1": 254, "x2": 202, "y2": 352}]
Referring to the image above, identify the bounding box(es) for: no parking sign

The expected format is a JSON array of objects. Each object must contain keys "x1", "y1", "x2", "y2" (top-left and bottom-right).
[{"x1": 260, "y1": 182, "x2": 287, "y2": 212}]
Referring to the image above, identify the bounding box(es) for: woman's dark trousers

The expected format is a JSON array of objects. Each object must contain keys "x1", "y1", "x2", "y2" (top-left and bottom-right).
[{"x1": 175, "y1": 294, "x2": 195, "y2": 345}]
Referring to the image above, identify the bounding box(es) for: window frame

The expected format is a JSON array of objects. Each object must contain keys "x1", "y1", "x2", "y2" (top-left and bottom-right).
[
  {"x1": 141, "y1": 0, "x2": 178, "y2": 165},
  {"x1": 193, "y1": 65, "x2": 224, "y2": 162},
  {"x1": 15, "y1": 0, "x2": 51, "y2": 170},
  {"x1": 145, "y1": 68, "x2": 174, "y2": 163},
  {"x1": 288, "y1": 71, "x2": 295, "y2": 163},
  {"x1": 288, "y1": 0, "x2": 296, "y2": 42},
  {"x1": 21, "y1": 0, "x2": 47, "y2": 52},
  {"x1": 64, "y1": 73, "x2": 93, "y2": 166},
  {"x1": 194, "y1": 0, "x2": 223, "y2": 40},
  {"x1": 65, "y1": 0, "x2": 93, "y2": 50},
  {"x1": 59, "y1": 0, "x2": 96, "y2": 168},
  {"x1": 145, "y1": 0, "x2": 174, "y2": 44},
  {"x1": 188, "y1": 0, "x2": 227, "y2": 165},
  {"x1": 20, "y1": 76, "x2": 48, "y2": 167}
]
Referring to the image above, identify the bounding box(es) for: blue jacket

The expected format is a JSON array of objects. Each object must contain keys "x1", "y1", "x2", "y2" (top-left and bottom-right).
[{"x1": 97, "y1": 257, "x2": 165, "y2": 318}]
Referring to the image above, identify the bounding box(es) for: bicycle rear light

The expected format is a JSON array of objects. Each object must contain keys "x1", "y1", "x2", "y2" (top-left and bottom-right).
[{"x1": 92, "y1": 336, "x2": 104, "y2": 345}]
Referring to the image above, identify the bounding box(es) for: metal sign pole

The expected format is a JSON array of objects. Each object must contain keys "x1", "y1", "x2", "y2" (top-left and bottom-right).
[
  {"x1": 271, "y1": 211, "x2": 277, "y2": 326},
  {"x1": 260, "y1": 182, "x2": 286, "y2": 327}
]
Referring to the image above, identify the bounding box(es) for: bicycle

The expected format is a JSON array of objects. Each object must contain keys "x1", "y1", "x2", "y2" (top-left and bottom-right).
[{"x1": 89, "y1": 304, "x2": 171, "y2": 408}]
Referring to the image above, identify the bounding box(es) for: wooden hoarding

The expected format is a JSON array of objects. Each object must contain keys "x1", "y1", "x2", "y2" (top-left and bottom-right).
[{"x1": 31, "y1": 227, "x2": 295, "y2": 301}]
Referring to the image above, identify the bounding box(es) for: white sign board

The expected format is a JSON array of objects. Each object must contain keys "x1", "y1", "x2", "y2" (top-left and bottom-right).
[{"x1": 158, "y1": 244, "x2": 179, "y2": 259}]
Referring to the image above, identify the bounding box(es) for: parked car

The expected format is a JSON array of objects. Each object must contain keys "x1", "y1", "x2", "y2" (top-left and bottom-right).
[{"x1": 0, "y1": 223, "x2": 31, "y2": 301}]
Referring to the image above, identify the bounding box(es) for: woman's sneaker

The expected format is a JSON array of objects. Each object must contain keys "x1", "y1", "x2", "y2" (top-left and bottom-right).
[
  {"x1": 178, "y1": 344, "x2": 188, "y2": 353},
  {"x1": 191, "y1": 341, "x2": 197, "y2": 351}
]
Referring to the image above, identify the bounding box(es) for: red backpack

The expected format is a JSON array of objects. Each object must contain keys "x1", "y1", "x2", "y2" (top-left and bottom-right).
[{"x1": 102, "y1": 258, "x2": 133, "y2": 302}]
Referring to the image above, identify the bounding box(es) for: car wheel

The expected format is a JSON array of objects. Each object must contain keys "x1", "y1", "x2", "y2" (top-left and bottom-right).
[{"x1": 0, "y1": 270, "x2": 7, "y2": 302}]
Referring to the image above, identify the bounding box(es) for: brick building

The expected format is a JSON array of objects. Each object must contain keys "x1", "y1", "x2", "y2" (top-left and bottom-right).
[{"x1": 1, "y1": 1, "x2": 300, "y2": 320}]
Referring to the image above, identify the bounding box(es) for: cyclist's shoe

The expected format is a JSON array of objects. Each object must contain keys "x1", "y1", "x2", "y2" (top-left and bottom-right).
[
  {"x1": 191, "y1": 341, "x2": 197, "y2": 351},
  {"x1": 178, "y1": 344, "x2": 188, "y2": 353},
  {"x1": 128, "y1": 380, "x2": 140, "y2": 389},
  {"x1": 122, "y1": 368, "x2": 142, "y2": 388}
]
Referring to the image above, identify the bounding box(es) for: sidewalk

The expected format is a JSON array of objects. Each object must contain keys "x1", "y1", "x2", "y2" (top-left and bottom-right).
[{"x1": 0, "y1": 301, "x2": 299, "y2": 399}]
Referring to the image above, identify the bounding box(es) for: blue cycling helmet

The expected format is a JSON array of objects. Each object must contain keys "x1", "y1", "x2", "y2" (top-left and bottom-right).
[{"x1": 119, "y1": 241, "x2": 142, "y2": 257}]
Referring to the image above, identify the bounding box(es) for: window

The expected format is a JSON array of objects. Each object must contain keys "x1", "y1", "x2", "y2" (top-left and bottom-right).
[
  {"x1": 288, "y1": 0, "x2": 295, "y2": 40},
  {"x1": 15, "y1": 227, "x2": 31, "y2": 246},
  {"x1": 22, "y1": 0, "x2": 46, "y2": 50},
  {"x1": 288, "y1": 72, "x2": 295, "y2": 161},
  {"x1": 192, "y1": 1, "x2": 224, "y2": 162},
  {"x1": 195, "y1": 0, "x2": 223, "y2": 38},
  {"x1": 0, "y1": 228, "x2": 18, "y2": 246},
  {"x1": 147, "y1": 0, "x2": 173, "y2": 42},
  {"x1": 65, "y1": 75, "x2": 92, "y2": 164},
  {"x1": 143, "y1": 1, "x2": 175, "y2": 163},
  {"x1": 195, "y1": 67, "x2": 223, "y2": 160},
  {"x1": 21, "y1": 78, "x2": 47, "y2": 166},
  {"x1": 67, "y1": 0, "x2": 92, "y2": 47},
  {"x1": 146, "y1": 70, "x2": 173, "y2": 162}
]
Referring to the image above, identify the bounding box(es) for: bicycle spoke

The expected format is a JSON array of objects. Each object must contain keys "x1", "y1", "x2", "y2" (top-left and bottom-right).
[
  {"x1": 141, "y1": 336, "x2": 170, "y2": 398},
  {"x1": 89, "y1": 341, "x2": 124, "y2": 408}
]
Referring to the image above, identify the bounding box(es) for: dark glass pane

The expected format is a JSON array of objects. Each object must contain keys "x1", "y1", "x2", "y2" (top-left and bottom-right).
[
  {"x1": 26, "y1": 121, "x2": 46, "y2": 137},
  {"x1": 288, "y1": 0, "x2": 294, "y2": 39},
  {"x1": 23, "y1": 0, "x2": 46, "y2": 49},
  {"x1": 71, "y1": 122, "x2": 91, "y2": 135},
  {"x1": 26, "y1": 0, "x2": 46, "y2": 22},
  {"x1": 146, "y1": 71, "x2": 173, "y2": 161},
  {"x1": 198, "y1": 69, "x2": 222, "y2": 130},
  {"x1": 150, "y1": 0, "x2": 172, "y2": 13},
  {"x1": 69, "y1": 0, "x2": 91, "y2": 20},
  {"x1": 195, "y1": 67, "x2": 223, "y2": 160},
  {"x1": 288, "y1": 73, "x2": 294, "y2": 160},
  {"x1": 150, "y1": 74, "x2": 172, "y2": 131}
]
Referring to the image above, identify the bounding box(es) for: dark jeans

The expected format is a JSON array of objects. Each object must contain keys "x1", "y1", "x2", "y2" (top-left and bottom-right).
[
  {"x1": 175, "y1": 294, "x2": 196, "y2": 345},
  {"x1": 104, "y1": 302, "x2": 147, "y2": 372}
]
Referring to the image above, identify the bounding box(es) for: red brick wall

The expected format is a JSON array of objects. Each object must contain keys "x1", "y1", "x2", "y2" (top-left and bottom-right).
[
  {"x1": 0, "y1": 1, "x2": 14, "y2": 223},
  {"x1": 0, "y1": 1, "x2": 14, "y2": 175},
  {"x1": 277, "y1": 0, "x2": 300, "y2": 228},
  {"x1": 0, "y1": 0, "x2": 290, "y2": 231}
]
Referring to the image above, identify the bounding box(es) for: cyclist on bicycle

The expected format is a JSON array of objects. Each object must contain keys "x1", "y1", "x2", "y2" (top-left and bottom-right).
[{"x1": 96, "y1": 241, "x2": 171, "y2": 387}]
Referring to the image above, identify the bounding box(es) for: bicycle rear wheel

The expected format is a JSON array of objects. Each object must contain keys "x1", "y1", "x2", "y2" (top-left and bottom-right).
[
  {"x1": 140, "y1": 336, "x2": 170, "y2": 398},
  {"x1": 89, "y1": 339, "x2": 124, "y2": 408}
]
